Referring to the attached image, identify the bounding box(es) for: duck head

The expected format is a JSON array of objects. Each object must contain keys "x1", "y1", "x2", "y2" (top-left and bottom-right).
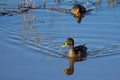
[
  {"x1": 61, "y1": 38, "x2": 74, "y2": 49},
  {"x1": 71, "y1": 4, "x2": 86, "y2": 15}
]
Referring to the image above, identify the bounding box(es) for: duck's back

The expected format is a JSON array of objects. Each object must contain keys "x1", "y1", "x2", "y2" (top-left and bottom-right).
[{"x1": 74, "y1": 45, "x2": 87, "y2": 58}]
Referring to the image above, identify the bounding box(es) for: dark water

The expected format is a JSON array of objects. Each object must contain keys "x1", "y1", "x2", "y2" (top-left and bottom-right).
[{"x1": 0, "y1": 0, "x2": 120, "y2": 80}]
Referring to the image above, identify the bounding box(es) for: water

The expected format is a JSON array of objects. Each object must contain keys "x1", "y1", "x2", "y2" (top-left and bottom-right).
[{"x1": 0, "y1": 0, "x2": 120, "y2": 80}]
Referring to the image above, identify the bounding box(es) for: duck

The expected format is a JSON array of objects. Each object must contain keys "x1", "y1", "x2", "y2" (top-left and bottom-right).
[
  {"x1": 61, "y1": 38, "x2": 87, "y2": 59},
  {"x1": 71, "y1": 4, "x2": 86, "y2": 23},
  {"x1": 71, "y1": 4, "x2": 86, "y2": 16},
  {"x1": 61, "y1": 38, "x2": 87, "y2": 75}
]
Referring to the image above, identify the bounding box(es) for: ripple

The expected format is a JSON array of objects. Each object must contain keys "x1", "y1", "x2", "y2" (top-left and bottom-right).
[{"x1": 0, "y1": 6, "x2": 120, "y2": 60}]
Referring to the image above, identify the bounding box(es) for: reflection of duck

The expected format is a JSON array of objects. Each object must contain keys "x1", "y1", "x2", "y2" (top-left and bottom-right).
[
  {"x1": 71, "y1": 4, "x2": 86, "y2": 23},
  {"x1": 61, "y1": 38, "x2": 87, "y2": 75},
  {"x1": 61, "y1": 58, "x2": 75, "y2": 75},
  {"x1": 61, "y1": 38, "x2": 87, "y2": 59}
]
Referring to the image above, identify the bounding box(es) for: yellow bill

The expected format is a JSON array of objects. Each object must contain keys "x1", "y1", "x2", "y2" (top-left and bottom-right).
[{"x1": 61, "y1": 42, "x2": 68, "y2": 48}]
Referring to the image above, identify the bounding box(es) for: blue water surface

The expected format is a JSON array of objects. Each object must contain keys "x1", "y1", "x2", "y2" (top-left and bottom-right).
[{"x1": 0, "y1": 0, "x2": 120, "y2": 80}]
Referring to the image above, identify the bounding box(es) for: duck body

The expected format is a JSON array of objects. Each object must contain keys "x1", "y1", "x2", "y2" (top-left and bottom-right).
[{"x1": 74, "y1": 45, "x2": 87, "y2": 59}]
